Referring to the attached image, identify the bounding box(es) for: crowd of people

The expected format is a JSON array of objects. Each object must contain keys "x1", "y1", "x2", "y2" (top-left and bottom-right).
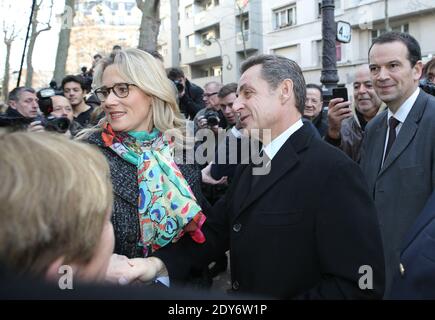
[{"x1": 1, "y1": 32, "x2": 435, "y2": 300}]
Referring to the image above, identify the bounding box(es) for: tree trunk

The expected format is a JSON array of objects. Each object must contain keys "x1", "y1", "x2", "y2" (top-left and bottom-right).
[
  {"x1": 53, "y1": 0, "x2": 75, "y2": 85},
  {"x1": 25, "y1": 0, "x2": 52, "y2": 88},
  {"x1": 2, "y1": 42, "x2": 11, "y2": 100},
  {"x1": 136, "y1": 0, "x2": 161, "y2": 52},
  {"x1": 25, "y1": 3, "x2": 39, "y2": 88}
]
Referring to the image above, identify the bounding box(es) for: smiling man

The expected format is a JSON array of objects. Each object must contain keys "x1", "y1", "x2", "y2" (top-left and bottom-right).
[
  {"x1": 359, "y1": 32, "x2": 435, "y2": 298},
  {"x1": 325, "y1": 64, "x2": 385, "y2": 162}
]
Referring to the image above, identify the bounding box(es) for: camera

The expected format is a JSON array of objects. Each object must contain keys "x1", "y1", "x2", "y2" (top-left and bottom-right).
[
  {"x1": 203, "y1": 109, "x2": 220, "y2": 127},
  {"x1": 172, "y1": 80, "x2": 184, "y2": 93},
  {"x1": 34, "y1": 115, "x2": 71, "y2": 134},
  {"x1": 419, "y1": 79, "x2": 435, "y2": 96},
  {"x1": 37, "y1": 87, "x2": 60, "y2": 115},
  {"x1": 0, "y1": 114, "x2": 70, "y2": 133}
]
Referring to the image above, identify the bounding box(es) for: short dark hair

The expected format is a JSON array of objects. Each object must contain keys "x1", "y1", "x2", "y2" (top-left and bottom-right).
[
  {"x1": 369, "y1": 32, "x2": 421, "y2": 67},
  {"x1": 112, "y1": 45, "x2": 122, "y2": 50},
  {"x1": 218, "y1": 82, "x2": 237, "y2": 99},
  {"x1": 167, "y1": 68, "x2": 185, "y2": 81},
  {"x1": 8, "y1": 87, "x2": 35, "y2": 103},
  {"x1": 422, "y1": 57, "x2": 435, "y2": 79},
  {"x1": 306, "y1": 83, "x2": 323, "y2": 101},
  {"x1": 93, "y1": 54, "x2": 102, "y2": 60},
  {"x1": 240, "y1": 54, "x2": 306, "y2": 114},
  {"x1": 61, "y1": 75, "x2": 86, "y2": 92}
]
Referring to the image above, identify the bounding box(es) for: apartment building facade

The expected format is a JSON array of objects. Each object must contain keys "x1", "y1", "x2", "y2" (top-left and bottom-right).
[{"x1": 176, "y1": 0, "x2": 435, "y2": 89}]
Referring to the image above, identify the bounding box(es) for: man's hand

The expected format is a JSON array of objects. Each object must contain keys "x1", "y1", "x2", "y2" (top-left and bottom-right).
[
  {"x1": 197, "y1": 116, "x2": 208, "y2": 129},
  {"x1": 27, "y1": 120, "x2": 45, "y2": 133},
  {"x1": 105, "y1": 254, "x2": 167, "y2": 285},
  {"x1": 201, "y1": 163, "x2": 228, "y2": 185},
  {"x1": 327, "y1": 98, "x2": 352, "y2": 139}
]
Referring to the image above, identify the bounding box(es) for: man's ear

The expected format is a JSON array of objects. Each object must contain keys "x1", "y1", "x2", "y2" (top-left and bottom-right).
[
  {"x1": 413, "y1": 60, "x2": 423, "y2": 81},
  {"x1": 9, "y1": 101, "x2": 17, "y2": 109},
  {"x1": 280, "y1": 79, "x2": 294, "y2": 103}
]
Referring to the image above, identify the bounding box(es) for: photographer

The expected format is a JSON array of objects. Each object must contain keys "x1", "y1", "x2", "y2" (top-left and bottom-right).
[
  {"x1": 167, "y1": 68, "x2": 205, "y2": 119},
  {"x1": 49, "y1": 95, "x2": 82, "y2": 137},
  {"x1": 0, "y1": 87, "x2": 44, "y2": 132}
]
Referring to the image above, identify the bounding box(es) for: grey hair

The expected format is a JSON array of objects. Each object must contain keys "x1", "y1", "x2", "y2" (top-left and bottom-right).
[{"x1": 240, "y1": 54, "x2": 306, "y2": 114}]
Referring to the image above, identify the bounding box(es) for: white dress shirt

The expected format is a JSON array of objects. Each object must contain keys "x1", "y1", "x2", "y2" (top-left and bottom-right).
[{"x1": 381, "y1": 87, "x2": 420, "y2": 166}]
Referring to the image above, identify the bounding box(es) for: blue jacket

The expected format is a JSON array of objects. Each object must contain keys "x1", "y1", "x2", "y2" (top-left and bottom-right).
[{"x1": 390, "y1": 191, "x2": 435, "y2": 299}]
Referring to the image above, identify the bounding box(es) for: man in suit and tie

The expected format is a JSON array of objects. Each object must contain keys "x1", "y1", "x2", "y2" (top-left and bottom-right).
[
  {"x1": 360, "y1": 32, "x2": 435, "y2": 297},
  {"x1": 106, "y1": 54, "x2": 385, "y2": 299}
]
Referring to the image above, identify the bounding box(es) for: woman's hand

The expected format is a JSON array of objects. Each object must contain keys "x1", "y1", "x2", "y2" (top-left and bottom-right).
[{"x1": 105, "y1": 254, "x2": 167, "y2": 285}]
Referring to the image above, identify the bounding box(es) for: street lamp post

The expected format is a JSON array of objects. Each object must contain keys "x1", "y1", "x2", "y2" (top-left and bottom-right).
[
  {"x1": 203, "y1": 37, "x2": 223, "y2": 84},
  {"x1": 320, "y1": 0, "x2": 339, "y2": 105}
]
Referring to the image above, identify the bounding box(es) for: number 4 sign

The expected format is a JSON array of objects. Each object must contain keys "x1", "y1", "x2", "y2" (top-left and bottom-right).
[{"x1": 336, "y1": 21, "x2": 352, "y2": 43}]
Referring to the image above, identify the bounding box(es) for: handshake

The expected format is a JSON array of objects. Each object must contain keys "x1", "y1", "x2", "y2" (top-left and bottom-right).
[{"x1": 105, "y1": 254, "x2": 168, "y2": 285}]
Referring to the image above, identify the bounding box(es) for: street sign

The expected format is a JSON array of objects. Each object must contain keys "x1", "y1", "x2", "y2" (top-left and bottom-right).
[{"x1": 336, "y1": 21, "x2": 351, "y2": 43}]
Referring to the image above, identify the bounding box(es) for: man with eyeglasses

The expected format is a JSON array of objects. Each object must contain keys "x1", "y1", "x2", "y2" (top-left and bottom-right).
[{"x1": 194, "y1": 81, "x2": 227, "y2": 133}]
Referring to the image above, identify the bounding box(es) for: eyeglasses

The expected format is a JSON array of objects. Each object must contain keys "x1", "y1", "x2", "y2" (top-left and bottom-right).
[
  {"x1": 203, "y1": 92, "x2": 218, "y2": 98},
  {"x1": 94, "y1": 83, "x2": 137, "y2": 102}
]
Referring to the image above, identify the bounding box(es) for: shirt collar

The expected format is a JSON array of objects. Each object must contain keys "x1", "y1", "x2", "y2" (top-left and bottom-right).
[
  {"x1": 387, "y1": 87, "x2": 420, "y2": 124},
  {"x1": 263, "y1": 119, "x2": 304, "y2": 160}
]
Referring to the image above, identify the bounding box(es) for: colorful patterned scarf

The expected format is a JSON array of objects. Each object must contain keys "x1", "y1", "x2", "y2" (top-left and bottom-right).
[{"x1": 102, "y1": 123, "x2": 206, "y2": 256}]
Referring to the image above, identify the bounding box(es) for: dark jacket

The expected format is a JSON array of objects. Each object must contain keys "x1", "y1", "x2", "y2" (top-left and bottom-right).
[
  {"x1": 390, "y1": 191, "x2": 435, "y2": 299},
  {"x1": 87, "y1": 131, "x2": 210, "y2": 258},
  {"x1": 360, "y1": 90, "x2": 435, "y2": 296},
  {"x1": 179, "y1": 80, "x2": 205, "y2": 120},
  {"x1": 155, "y1": 123, "x2": 385, "y2": 299},
  {"x1": 311, "y1": 109, "x2": 328, "y2": 138}
]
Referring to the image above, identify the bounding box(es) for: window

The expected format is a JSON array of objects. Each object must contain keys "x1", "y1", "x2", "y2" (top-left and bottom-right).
[
  {"x1": 273, "y1": 4, "x2": 297, "y2": 30},
  {"x1": 185, "y1": 5, "x2": 193, "y2": 18},
  {"x1": 371, "y1": 24, "x2": 409, "y2": 43},
  {"x1": 187, "y1": 34, "x2": 196, "y2": 48},
  {"x1": 314, "y1": 39, "x2": 322, "y2": 66},
  {"x1": 273, "y1": 45, "x2": 300, "y2": 64},
  {"x1": 318, "y1": 0, "x2": 342, "y2": 17},
  {"x1": 336, "y1": 41, "x2": 342, "y2": 62},
  {"x1": 242, "y1": 15, "x2": 249, "y2": 31}
]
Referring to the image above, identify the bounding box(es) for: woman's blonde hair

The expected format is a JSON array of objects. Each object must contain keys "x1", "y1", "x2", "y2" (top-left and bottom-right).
[
  {"x1": 0, "y1": 130, "x2": 113, "y2": 276},
  {"x1": 89, "y1": 48, "x2": 188, "y2": 147}
]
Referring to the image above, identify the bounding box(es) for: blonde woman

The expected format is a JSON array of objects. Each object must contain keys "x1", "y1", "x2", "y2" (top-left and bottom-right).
[
  {"x1": 0, "y1": 131, "x2": 114, "y2": 282},
  {"x1": 83, "y1": 49, "x2": 209, "y2": 284}
]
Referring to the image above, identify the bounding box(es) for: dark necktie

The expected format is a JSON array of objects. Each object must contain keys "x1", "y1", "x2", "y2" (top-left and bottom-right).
[{"x1": 385, "y1": 117, "x2": 400, "y2": 160}]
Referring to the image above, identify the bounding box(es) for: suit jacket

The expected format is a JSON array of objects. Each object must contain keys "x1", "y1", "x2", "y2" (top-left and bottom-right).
[
  {"x1": 155, "y1": 123, "x2": 385, "y2": 299},
  {"x1": 360, "y1": 90, "x2": 435, "y2": 296},
  {"x1": 389, "y1": 191, "x2": 435, "y2": 299}
]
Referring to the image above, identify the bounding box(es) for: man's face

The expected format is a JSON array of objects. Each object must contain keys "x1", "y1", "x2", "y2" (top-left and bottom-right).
[
  {"x1": 51, "y1": 96, "x2": 74, "y2": 122},
  {"x1": 233, "y1": 64, "x2": 281, "y2": 137},
  {"x1": 427, "y1": 65, "x2": 435, "y2": 83},
  {"x1": 369, "y1": 41, "x2": 422, "y2": 110},
  {"x1": 304, "y1": 88, "x2": 323, "y2": 119},
  {"x1": 10, "y1": 91, "x2": 39, "y2": 118},
  {"x1": 219, "y1": 92, "x2": 237, "y2": 125},
  {"x1": 63, "y1": 81, "x2": 85, "y2": 108},
  {"x1": 353, "y1": 66, "x2": 382, "y2": 116},
  {"x1": 203, "y1": 85, "x2": 220, "y2": 110}
]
